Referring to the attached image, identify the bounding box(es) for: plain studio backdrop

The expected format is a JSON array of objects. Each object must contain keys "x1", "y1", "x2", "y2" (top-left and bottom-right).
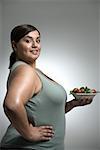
[{"x1": 0, "y1": 0, "x2": 100, "y2": 150}]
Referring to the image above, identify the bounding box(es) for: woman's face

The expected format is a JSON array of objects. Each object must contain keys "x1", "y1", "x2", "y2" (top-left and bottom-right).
[{"x1": 13, "y1": 30, "x2": 41, "y2": 64}]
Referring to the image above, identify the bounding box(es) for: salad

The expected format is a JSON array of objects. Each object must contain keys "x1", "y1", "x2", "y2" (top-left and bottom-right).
[
  {"x1": 70, "y1": 86, "x2": 97, "y2": 100},
  {"x1": 70, "y1": 86, "x2": 96, "y2": 94}
]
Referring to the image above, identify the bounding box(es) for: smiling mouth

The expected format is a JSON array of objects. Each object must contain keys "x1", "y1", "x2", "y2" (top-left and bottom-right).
[{"x1": 30, "y1": 50, "x2": 39, "y2": 55}]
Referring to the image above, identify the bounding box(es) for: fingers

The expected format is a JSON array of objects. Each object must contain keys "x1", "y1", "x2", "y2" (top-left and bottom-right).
[
  {"x1": 79, "y1": 96, "x2": 93, "y2": 106},
  {"x1": 84, "y1": 96, "x2": 93, "y2": 103},
  {"x1": 30, "y1": 125, "x2": 55, "y2": 142},
  {"x1": 85, "y1": 98, "x2": 93, "y2": 104},
  {"x1": 40, "y1": 125, "x2": 53, "y2": 130},
  {"x1": 42, "y1": 128, "x2": 54, "y2": 136},
  {"x1": 39, "y1": 126, "x2": 54, "y2": 141},
  {"x1": 41, "y1": 136, "x2": 52, "y2": 141},
  {"x1": 40, "y1": 126, "x2": 54, "y2": 135}
]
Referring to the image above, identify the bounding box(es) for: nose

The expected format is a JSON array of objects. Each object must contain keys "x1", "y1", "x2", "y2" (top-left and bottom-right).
[{"x1": 32, "y1": 41, "x2": 38, "y2": 48}]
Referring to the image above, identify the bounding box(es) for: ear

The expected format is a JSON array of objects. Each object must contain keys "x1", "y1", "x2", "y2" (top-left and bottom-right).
[{"x1": 11, "y1": 41, "x2": 17, "y2": 51}]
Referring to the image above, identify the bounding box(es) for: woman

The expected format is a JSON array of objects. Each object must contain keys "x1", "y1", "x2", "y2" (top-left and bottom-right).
[{"x1": 0, "y1": 24, "x2": 93, "y2": 150}]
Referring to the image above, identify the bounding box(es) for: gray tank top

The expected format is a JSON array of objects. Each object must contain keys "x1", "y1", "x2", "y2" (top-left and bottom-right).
[{"x1": 1, "y1": 61, "x2": 67, "y2": 150}]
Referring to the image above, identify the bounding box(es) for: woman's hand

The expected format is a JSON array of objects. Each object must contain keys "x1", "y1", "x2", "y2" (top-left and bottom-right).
[
  {"x1": 65, "y1": 97, "x2": 93, "y2": 113},
  {"x1": 76, "y1": 96, "x2": 93, "y2": 106},
  {"x1": 28, "y1": 124, "x2": 54, "y2": 142}
]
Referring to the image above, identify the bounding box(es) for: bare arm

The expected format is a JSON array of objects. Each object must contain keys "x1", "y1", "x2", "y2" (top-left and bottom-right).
[
  {"x1": 4, "y1": 64, "x2": 54, "y2": 141},
  {"x1": 4, "y1": 64, "x2": 36, "y2": 140},
  {"x1": 65, "y1": 99, "x2": 77, "y2": 113},
  {"x1": 65, "y1": 98, "x2": 93, "y2": 113}
]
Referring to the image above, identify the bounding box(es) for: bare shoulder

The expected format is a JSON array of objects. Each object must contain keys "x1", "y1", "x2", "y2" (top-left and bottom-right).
[
  {"x1": 6, "y1": 63, "x2": 36, "y2": 105},
  {"x1": 9, "y1": 63, "x2": 36, "y2": 85}
]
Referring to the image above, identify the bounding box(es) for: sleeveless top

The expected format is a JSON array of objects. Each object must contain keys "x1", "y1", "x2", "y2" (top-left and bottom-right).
[{"x1": 0, "y1": 61, "x2": 67, "y2": 150}]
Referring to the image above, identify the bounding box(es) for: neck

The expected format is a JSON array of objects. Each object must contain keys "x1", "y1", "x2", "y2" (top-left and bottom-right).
[
  {"x1": 16, "y1": 58, "x2": 36, "y2": 69},
  {"x1": 29, "y1": 61, "x2": 36, "y2": 68}
]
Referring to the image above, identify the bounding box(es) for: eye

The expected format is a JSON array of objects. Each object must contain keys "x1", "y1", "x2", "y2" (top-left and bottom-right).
[
  {"x1": 36, "y1": 38, "x2": 40, "y2": 43},
  {"x1": 24, "y1": 38, "x2": 32, "y2": 43},
  {"x1": 25, "y1": 39, "x2": 31, "y2": 43}
]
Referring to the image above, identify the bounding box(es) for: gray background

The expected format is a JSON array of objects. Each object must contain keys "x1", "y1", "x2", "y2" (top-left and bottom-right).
[{"x1": 0, "y1": 0, "x2": 100, "y2": 150}]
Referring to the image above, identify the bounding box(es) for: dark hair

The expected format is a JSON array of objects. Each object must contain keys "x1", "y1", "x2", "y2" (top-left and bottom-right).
[{"x1": 9, "y1": 24, "x2": 40, "y2": 69}]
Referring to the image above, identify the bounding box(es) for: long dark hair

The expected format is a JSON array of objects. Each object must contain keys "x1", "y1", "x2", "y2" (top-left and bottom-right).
[{"x1": 9, "y1": 24, "x2": 40, "y2": 69}]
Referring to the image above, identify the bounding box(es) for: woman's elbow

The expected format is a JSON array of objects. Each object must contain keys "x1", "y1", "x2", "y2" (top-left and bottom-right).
[{"x1": 3, "y1": 97, "x2": 21, "y2": 113}]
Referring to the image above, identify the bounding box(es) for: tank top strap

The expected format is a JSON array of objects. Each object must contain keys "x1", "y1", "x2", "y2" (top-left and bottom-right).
[{"x1": 10, "y1": 60, "x2": 27, "y2": 72}]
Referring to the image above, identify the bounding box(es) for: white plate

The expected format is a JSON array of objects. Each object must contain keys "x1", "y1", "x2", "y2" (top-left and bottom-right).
[{"x1": 71, "y1": 92, "x2": 96, "y2": 100}]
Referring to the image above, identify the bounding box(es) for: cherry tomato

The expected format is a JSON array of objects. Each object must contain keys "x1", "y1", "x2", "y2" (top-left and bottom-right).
[
  {"x1": 80, "y1": 89, "x2": 85, "y2": 93},
  {"x1": 77, "y1": 89, "x2": 82, "y2": 93},
  {"x1": 91, "y1": 89, "x2": 96, "y2": 93},
  {"x1": 73, "y1": 88, "x2": 79, "y2": 93}
]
